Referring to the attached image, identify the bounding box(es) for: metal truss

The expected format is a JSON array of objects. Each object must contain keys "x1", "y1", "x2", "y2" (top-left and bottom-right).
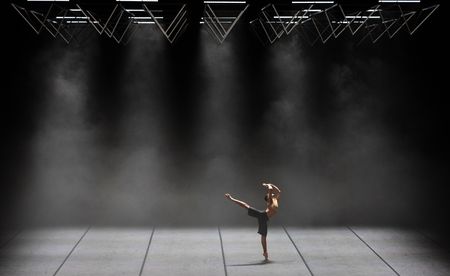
[
  {"x1": 249, "y1": 1, "x2": 439, "y2": 46},
  {"x1": 203, "y1": 3, "x2": 249, "y2": 44},
  {"x1": 11, "y1": 1, "x2": 440, "y2": 46},
  {"x1": 403, "y1": 4, "x2": 439, "y2": 35},
  {"x1": 143, "y1": 4, "x2": 188, "y2": 44},
  {"x1": 11, "y1": 3, "x2": 76, "y2": 44},
  {"x1": 11, "y1": 2, "x2": 187, "y2": 45},
  {"x1": 347, "y1": 5, "x2": 381, "y2": 36},
  {"x1": 310, "y1": 4, "x2": 348, "y2": 43},
  {"x1": 250, "y1": 3, "x2": 331, "y2": 45},
  {"x1": 356, "y1": 3, "x2": 440, "y2": 45},
  {"x1": 75, "y1": 4, "x2": 137, "y2": 44}
]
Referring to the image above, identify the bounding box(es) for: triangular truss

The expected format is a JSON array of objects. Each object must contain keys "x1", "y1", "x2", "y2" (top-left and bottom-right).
[
  {"x1": 384, "y1": 7, "x2": 415, "y2": 39},
  {"x1": 347, "y1": 5, "x2": 380, "y2": 36},
  {"x1": 326, "y1": 4, "x2": 349, "y2": 39},
  {"x1": 143, "y1": 4, "x2": 188, "y2": 44},
  {"x1": 292, "y1": 4, "x2": 333, "y2": 45},
  {"x1": 11, "y1": 3, "x2": 44, "y2": 35},
  {"x1": 403, "y1": 4, "x2": 439, "y2": 35},
  {"x1": 250, "y1": 4, "x2": 318, "y2": 45},
  {"x1": 11, "y1": 3, "x2": 75, "y2": 44},
  {"x1": 203, "y1": 3, "x2": 248, "y2": 44},
  {"x1": 356, "y1": 3, "x2": 439, "y2": 45},
  {"x1": 311, "y1": 4, "x2": 344, "y2": 43},
  {"x1": 11, "y1": 2, "x2": 440, "y2": 47},
  {"x1": 76, "y1": 4, "x2": 137, "y2": 44}
]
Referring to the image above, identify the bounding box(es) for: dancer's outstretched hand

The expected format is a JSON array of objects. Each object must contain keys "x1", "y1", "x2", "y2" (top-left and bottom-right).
[{"x1": 224, "y1": 193, "x2": 231, "y2": 199}]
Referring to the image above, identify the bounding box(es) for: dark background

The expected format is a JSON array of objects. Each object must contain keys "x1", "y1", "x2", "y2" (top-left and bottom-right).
[{"x1": 1, "y1": 0, "x2": 448, "y2": 235}]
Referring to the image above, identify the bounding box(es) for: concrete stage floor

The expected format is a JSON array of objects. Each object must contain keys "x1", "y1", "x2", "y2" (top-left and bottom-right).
[{"x1": 0, "y1": 227, "x2": 449, "y2": 276}]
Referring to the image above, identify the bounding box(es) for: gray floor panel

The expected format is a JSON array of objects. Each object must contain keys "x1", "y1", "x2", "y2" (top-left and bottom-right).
[
  {"x1": 286, "y1": 227, "x2": 396, "y2": 276},
  {"x1": 0, "y1": 228, "x2": 86, "y2": 276},
  {"x1": 221, "y1": 227, "x2": 311, "y2": 276},
  {"x1": 57, "y1": 227, "x2": 151, "y2": 276},
  {"x1": 352, "y1": 228, "x2": 450, "y2": 276},
  {"x1": 1, "y1": 227, "x2": 449, "y2": 276},
  {"x1": 141, "y1": 228, "x2": 224, "y2": 276}
]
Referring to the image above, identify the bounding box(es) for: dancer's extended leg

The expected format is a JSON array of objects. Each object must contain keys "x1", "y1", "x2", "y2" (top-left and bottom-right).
[{"x1": 225, "y1": 193, "x2": 250, "y2": 209}]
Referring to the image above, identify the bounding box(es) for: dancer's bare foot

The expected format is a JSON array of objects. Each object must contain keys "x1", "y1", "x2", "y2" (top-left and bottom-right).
[{"x1": 263, "y1": 252, "x2": 268, "y2": 261}]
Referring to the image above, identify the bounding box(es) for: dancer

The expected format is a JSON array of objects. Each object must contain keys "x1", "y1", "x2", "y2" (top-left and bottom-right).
[{"x1": 225, "y1": 182, "x2": 281, "y2": 261}]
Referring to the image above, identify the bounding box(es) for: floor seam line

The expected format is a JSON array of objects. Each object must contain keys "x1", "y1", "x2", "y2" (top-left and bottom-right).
[
  {"x1": 0, "y1": 229, "x2": 22, "y2": 249},
  {"x1": 347, "y1": 226, "x2": 400, "y2": 276},
  {"x1": 218, "y1": 226, "x2": 228, "y2": 276},
  {"x1": 53, "y1": 225, "x2": 91, "y2": 276},
  {"x1": 282, "y1": 225, "x2": 314, "y2": 276},
  {"x1": 416, "y1": 229, "x2": 450, "y2": 256},
  {"x1": 139, "y1": 226, "x2": 155, "y2": 276}
]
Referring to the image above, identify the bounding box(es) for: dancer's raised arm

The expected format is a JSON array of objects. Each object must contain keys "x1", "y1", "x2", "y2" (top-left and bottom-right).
[{"x1": 263, "y1": 183, "x2": 281, "y2": 198}]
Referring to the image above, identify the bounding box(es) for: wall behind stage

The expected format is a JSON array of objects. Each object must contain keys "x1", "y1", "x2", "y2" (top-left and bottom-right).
[{"x1": 1, "y1": 7, "x2": 448, "y2": 228}]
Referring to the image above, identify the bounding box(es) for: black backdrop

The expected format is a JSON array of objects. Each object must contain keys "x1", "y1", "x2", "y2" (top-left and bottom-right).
[{"x1": 1, "y1": 1, "x2": 448, "y2": 237}]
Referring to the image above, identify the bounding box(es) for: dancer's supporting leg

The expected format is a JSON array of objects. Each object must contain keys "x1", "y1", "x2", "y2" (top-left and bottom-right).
[{"x1": 261, "y1": 235, "x2": 268, "y2": 261}]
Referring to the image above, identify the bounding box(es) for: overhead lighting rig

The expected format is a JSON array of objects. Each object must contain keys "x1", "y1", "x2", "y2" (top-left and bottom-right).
[
  {"x1": 11, "y1": 0, "x2": 439, "y2": 45},
  {"x1": 202, "y1": 0, "x2": 249, "y2": 44}
]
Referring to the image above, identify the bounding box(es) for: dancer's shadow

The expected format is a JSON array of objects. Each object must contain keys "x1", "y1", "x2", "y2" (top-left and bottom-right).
[
  {"x1": 227, "y1": 260, "x2": 272, "y2": 266},
  {"x1": 227, "y1": 259, "x2": 296, "y2": 267}
]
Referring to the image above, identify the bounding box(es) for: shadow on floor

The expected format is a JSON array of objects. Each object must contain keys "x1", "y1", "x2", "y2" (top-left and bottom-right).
[
  {"x1": 226, "y1": 259, "x2": 304, "y2": 266},
  {"x1": 228, "y1": 260, "x2": 271, "y2": 266}
]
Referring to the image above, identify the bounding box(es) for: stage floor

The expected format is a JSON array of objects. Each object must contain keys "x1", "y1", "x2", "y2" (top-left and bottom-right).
[{"x1": 1, "y1": 227, "x2": 449, "y2": 276}]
